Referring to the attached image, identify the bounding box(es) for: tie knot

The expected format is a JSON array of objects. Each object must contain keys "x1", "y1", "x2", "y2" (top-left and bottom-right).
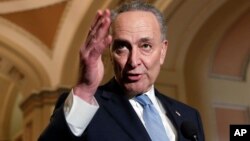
[{"x1": 134, "y1": 94, "x2": 152, "y2": 106}]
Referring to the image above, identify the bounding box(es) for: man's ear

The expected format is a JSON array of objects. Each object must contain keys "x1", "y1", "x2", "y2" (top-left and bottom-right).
[{"x1": 160, "y1": 40, "x2": 168, "y2": 65}]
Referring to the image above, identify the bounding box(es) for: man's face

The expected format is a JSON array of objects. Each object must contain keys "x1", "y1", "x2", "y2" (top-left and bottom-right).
[{"x1": 110, "y1": 11, "x2": 167, "y2": 96}]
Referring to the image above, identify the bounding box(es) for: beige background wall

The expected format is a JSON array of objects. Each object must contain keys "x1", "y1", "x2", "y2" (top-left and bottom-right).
[{"x1": 0, "y1": 0, "x2": 249, "y2": 141}]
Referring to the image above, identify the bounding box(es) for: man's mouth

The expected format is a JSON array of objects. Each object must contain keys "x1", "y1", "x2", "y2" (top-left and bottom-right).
[{"x1": 125, "y1": 73, "x2": 142, "y2": 81}]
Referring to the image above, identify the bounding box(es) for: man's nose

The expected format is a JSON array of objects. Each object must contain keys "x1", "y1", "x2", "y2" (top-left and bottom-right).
[{"x1": 128, "y1": 48, "x2": 141, "y2": 68}]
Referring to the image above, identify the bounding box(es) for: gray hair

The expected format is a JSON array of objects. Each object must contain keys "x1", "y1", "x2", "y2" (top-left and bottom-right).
[{"x1": 111, "y1": 1, "x2": 167, "y2": 40}]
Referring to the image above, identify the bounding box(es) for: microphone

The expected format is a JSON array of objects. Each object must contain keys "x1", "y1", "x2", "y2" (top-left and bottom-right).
[{"x1": 180, "y1": 121, "x2": 198, "y2": 141}]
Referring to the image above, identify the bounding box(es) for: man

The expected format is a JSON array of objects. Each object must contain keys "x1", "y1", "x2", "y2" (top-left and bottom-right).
[{"x1": 39, "y1": 1, "x2": 205, "y2": 141}]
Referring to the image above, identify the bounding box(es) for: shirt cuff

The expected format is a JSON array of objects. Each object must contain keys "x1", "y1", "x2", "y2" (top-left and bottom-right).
[{"x1": 64, "y1": 89, "x2": 99, "y2": 136}]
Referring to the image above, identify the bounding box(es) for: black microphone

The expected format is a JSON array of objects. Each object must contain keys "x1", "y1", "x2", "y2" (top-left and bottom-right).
[{"x1": 180, "y1": 121, "x2": 198, "y2": 141}]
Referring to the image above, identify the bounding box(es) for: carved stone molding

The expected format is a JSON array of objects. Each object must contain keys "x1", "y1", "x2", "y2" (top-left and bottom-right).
[{"x1": 20, "y1": 87, "x2": 70, "y2": 115}]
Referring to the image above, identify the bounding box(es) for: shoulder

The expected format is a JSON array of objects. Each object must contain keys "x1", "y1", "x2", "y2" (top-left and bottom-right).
[{"x1": 155, "y1": 89, "x2": 199, "y2": 114}]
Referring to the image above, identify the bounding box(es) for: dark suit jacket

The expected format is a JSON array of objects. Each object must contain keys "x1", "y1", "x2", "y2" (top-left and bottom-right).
[{"x1": 39, "y1": 79, "x2": 205, "y2": 141}]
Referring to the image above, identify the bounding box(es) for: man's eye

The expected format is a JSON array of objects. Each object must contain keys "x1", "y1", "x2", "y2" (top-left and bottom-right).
[
  {"x1": 116, "y1": 45, "x2": 126, "y2": 50},
  {"x1": 113, "y1": 44, "x2": 128, "y2": 54},
  {"x1": 114, "y1": 45, "x2": 127, "y2": 52},
  {"x1": 141, "y1": 44, "x2": 152, "y2": 50}
]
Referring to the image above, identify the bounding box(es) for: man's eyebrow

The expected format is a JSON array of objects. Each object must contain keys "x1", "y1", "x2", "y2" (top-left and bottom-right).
[
  {"x1": 111, "y1": 39, "x2": 131, "y2": 50},
  {"x1": 112, "y1": 39, "x2": 130, "y2": 47},
  {"x1": 113, "y1": 38, "x2": 128, "y2": 43},
  {"x1": 139, "y1": 37, "x2": 153, "y2": 43}
]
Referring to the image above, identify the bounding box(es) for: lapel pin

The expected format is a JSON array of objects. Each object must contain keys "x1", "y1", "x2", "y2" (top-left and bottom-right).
[{"x1": 175, "y1": 111, "x2": 181, "y2": 117}]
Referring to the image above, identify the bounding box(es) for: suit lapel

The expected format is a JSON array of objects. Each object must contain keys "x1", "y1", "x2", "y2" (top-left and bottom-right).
[
  {"x1": 155, "y1": 90, "x2": 185, "y2": 140},
  {"x1": 97, "y1": 79, "x2": 151, "y2": 141}
]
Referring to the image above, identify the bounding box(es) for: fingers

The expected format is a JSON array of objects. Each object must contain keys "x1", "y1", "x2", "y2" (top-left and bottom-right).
[
  {"x1": 95, "y1": 9, "x2": 111, "y2": 40},
  {"x1": 81, "y1": 9, "x2": 112, "y2": 62},
  {"x1": 88, "y1": 10, "x2": 103, "y2": 34},
  {"x1": 85, "y1": 10, "x2": 103, "y2": 46},
  {"x1": 88, "y1": 11, "x2": 103, "y2": 38},
  {"x1": 89, "y1": 10, "x2": 111, "y2": 41},
  {"x1": 85, "y1": 9, "x2": 112, "y2": 52}
]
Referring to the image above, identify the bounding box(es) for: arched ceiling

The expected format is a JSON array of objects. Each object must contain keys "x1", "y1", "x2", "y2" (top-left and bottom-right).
[
  {"x1": 0, "y1": 0, "x2": 69, "y2": 95},
  {"x1": 2, "y1": 2, "x2": 66, "y2": 49},
  {"x1": 211, "y1": 9, "x2": 250, "y2": 80}
]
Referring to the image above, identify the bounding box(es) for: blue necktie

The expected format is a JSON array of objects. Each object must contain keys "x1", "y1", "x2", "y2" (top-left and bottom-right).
[{"x1": 135, "y1": 94, "x2": 170, "y2": 141}]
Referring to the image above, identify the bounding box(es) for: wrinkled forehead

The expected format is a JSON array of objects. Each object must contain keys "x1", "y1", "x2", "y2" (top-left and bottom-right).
[{"x1": 111, "y1": 11, "x2": 161, "y2": 37}]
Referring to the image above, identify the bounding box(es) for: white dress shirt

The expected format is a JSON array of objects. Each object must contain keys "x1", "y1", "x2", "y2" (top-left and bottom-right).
[
  {"x1": 64, "y1": 87, "x2": 176, "y2": 141},
  {"x1": 64, "y1": 90, "x2": 99, "y2": 136}
]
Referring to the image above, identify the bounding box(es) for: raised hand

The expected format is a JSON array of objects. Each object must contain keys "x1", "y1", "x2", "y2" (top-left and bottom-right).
[{"x1": 73, "y1": 9, "x2": 112, "y2": 103}]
